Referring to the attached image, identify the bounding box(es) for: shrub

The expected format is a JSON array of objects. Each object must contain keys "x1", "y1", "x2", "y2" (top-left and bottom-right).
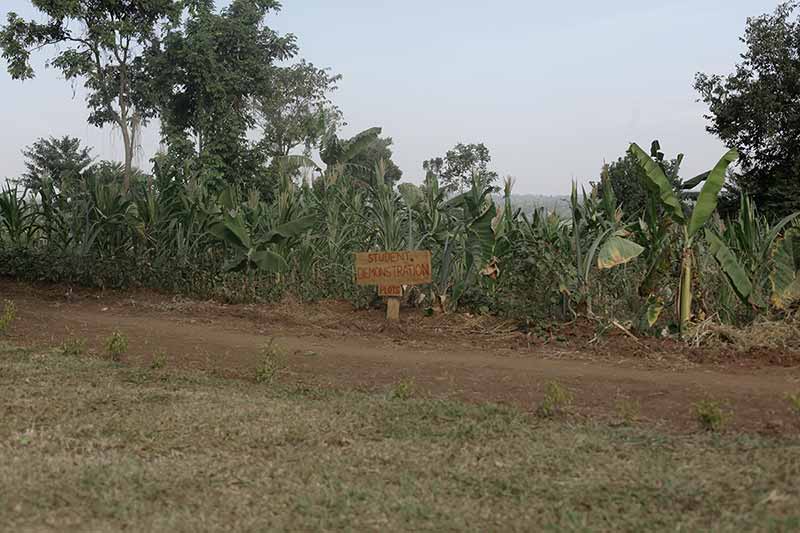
[
  {"x1": 150, "y1": 350, "x2": 168, "y2": 370},
  {"x1": 0, "y1": 300, "x2": 16, "y2": 335},
  {"x1": 787, "y1": 393, "x2": 800, "y2": 419},
  {"x1": 61, "y1": 336, "x2": 87, "y2": 356},
  {"x1": 105, "y1": 331, "x2": 129, "y2": 362},
  {"x1": 614, "y1": 396, "x2": 641, "y2": 426},
  {"x1": 389, "y1": 378, "x2": 416, "y2": 400},
  {"x1": 694, "y1": 399, "x2": 730, "y2": 432},
  {"x1": 536, "y1": 381, "x2": 574, "y2": 419},
  {"x1": 255, "y1": 339, "x2": 286, "y2": 384}
]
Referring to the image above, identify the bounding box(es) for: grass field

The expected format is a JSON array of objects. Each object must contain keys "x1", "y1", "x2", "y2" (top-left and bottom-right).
[{"x1": 1, "y1": 341, "x2": 799, "y2": 532}]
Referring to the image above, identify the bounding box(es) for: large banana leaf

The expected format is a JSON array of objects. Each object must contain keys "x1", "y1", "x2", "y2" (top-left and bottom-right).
[
  {"x1": 222, "y1": 253, "x2": 249, "y2": 273},
  {"x1": 597, "y1": 234, "x2": 644, "y2": 270},
  {"x1": 680, "y1": 170, "x2": 710, "y2": 190},
  {"x1": 687, "y1": 149, "x2": 738, "y2": 238},
  {"x1": 264, "y1": 215, "x2": 316, "y2": 244},
  {"x1": 209, "y1": 213, "x2": 251, "y2": 250},
  {"x1": 705, "y1": 228, "x2": 754, "y2": 305},
  {"x1": 770, "y1": 228, "x2": 800, "y2": 310},
  {"x1": 629, "y1": 143, "x2": 684, "y2": 223},
  {"x1": 467, "y1": 203, "x2": 497, "y2": 266},
  {"x1": 251, "y1": 249, "x2": 289, "y2": 272}
]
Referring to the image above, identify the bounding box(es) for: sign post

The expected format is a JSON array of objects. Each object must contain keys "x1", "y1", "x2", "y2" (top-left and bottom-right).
[{"x1": 355, "y1": 251, "x2": 432, "y2": 321}]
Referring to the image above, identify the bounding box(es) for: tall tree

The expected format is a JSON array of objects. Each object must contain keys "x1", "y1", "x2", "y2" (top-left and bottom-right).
[
  {"x1": 423, "y1": 143, "x2": 497, "y2": 193},
  {"x1": 695, "y1": 1, "x2": 800, "y2": 216},
  {"x1": 19, "y1": 136, "x2": 93, "y2": 194},
  {"x1": 256, "y1": 60, "x2": 342, "y2": 158},
  {"x1": 0, "y1": 0, "x2": 186, "y2": 189},
  {"x1": 146, "y1": 0, "x2": 296, "y2": 193}
]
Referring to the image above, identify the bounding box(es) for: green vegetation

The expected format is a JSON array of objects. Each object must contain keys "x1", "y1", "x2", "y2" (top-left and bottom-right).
[
  {"x1": 788, "y1": 393, "x2": 800, "y2": 419},
  {"x1": 388, "y1": 378, "x2": 417, "y2": 400},
  {"x1": 4, "y1": 1, "x2": 800, "y2": 529},
  {"x1": 694, "y1": 399, "x2": 731, "y2": 433},
  {"x1": 536, "y1": 381, "x2": 574, "y2": 419},
  {"x1": 695, "y1": 2, "x2": 800, "y2": 217},
  {"x1": 150, "y1": 350, "x2": 168, "y2": 371},
  {"x1": 0, "y1": 300, "x2": 15, "y2": 335},
  {"x1": 2, "y1": 1, "x2": 800, "y2": 339},
  {"x1": 255, "y1": 339, "x2": 286, "y2": 384},
  {"x1": 1, "y1": 342, "x2": 798, "y2": 531},
  {"x1": 60, "y1": 335, "x2": 87, "y2": 357},
  {"x1": 105, "y1": 331, "x2": 129, "y2": 362}
]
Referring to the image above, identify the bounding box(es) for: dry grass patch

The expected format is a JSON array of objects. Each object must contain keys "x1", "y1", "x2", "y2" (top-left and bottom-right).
[{"x1": 1, "y1": 341, "x2": 799, "y2": 532}]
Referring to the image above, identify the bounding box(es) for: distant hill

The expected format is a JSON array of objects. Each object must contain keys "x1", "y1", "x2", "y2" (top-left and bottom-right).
[{"x1": 495, "y1": 194, "x2": 570, "y2": 217}]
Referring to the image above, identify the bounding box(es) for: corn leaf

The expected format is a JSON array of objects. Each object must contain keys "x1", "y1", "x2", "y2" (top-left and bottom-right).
[
  {"x1": 687, "y1": 149, "x2": 738, "y2": 238},
  {"x1": 597, "y1": 235, "x2": 644, "y2": 270},
  {"x1": 629, "y1": 143, "x2": 684, "y2": 223}
]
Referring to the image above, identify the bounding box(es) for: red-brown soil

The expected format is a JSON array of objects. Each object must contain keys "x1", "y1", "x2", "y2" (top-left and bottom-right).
[{"x1": 2, "y1": 279, "x2": 799, "y2": 434}]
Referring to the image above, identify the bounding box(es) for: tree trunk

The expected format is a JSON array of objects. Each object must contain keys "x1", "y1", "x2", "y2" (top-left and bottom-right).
[{"x1": 119, "y1": 120, "x2": 133, "y2": 192}]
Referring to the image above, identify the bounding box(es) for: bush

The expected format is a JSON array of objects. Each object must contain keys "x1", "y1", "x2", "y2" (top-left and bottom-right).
[
  {"x1": 0, "y1": 300, "x2": 16, "y2": 335},
  {"x1": 255, "y1": 339, "x2": 286, "y2": 384},
  {"x1": 105, "y1": 331, "x2": 129, "y2": 362},
  {"x1": 536, "y1": 381, "x2": 574, "y2": 419},
  {"x1": 694, "y1": 399, "x2": 730, "y2": 432}
]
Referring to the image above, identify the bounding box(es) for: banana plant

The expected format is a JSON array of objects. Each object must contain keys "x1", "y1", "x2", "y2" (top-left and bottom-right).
[
  {"x1": 209, "y1": 188, "x2": 315, "y2": 275},
  {"x1": 630, "y1": 143, "x2": 738, "y2": 335}
]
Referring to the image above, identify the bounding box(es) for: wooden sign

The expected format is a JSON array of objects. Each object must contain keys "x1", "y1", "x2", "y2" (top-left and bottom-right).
[
  {"x1": 378, "y1": 285, "x2": 403, "y2": 297},
  {"x1": 355, "y1": 251, "x2": 432, "y2": 286}
]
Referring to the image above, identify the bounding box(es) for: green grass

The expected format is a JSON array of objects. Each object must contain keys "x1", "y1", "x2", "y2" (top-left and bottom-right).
[{"x1": 1, "y1": 341, "x2": 799, "y2": 532}]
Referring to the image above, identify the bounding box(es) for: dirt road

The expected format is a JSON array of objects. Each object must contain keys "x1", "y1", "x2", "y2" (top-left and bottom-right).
[{"x1": 3, "y1": 279, "x2": 799, "y2": 433}]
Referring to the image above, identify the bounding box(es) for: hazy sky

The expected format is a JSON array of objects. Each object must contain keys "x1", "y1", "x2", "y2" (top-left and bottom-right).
[{"x1": 0, "y1": 1, "x2": 780, "y2": 194}]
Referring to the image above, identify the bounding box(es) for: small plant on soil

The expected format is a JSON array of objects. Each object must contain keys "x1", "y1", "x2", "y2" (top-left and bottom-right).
[
  {"x1": 255, "y1": 339, "x2": 286, "y2": 384},
  {"x1": 150, "y1": 350, "x2": 168, "y2": 370},
  {"x1": 0, "y1": 300, "x2": 17, "y2": 335},
  {"x1": 389, "y1": 378, "x2": 416, "y2": 400},
  {"x1": 614, "y1": 396, "x2": 641, "y2": 426},
  {"x1": 61, "y1": 336, "x2": 87, "y2": 357},
  {"x1": 787, "y1": 393, "x2": 800, "y2": 418},
  {"x1": 694, "y1": 399, "x2": 730, "y2": 432},
  {"x1": 105, "y1": 331, "x2": 129, "y2": 362},
  {"x1": 536, "y1": 381, "x2": 574, "y2": 419}
]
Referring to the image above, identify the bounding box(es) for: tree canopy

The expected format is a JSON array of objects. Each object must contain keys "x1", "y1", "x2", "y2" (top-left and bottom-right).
[
  {"x1": 423, "y1": 143, "x2": 498, "y2": 194},
  {"x1": 0, "y1": 0, "x2": 189, "y2": 189},
  {"x1": 695, "y1": 1, "x2": 800, "y2": 217},
  {"x1": 256, "y1": 60, "x2": 342, "y2": 159},
  {"x1": 146, "y1": 0, "x2": 297, "y2": 193},
  {"x1": 18, "y1": 136, "x2": 93, "y2": 194}
]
